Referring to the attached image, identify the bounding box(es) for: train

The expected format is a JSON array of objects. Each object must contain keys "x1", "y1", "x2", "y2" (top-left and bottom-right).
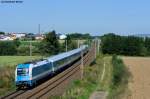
[{"x1": 15, "y1": 45, "x2": 89, "y2": 88}]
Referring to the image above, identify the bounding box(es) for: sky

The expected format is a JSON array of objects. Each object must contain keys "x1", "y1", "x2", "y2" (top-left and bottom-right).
[{"x1": 0, "y1": 0, "x2": 150, "y2": 36}]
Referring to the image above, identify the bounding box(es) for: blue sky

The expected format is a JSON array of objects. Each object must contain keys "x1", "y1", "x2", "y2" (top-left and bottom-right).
[{"x1": 0, "y1": 0, "x2": 150, "y2": 36}]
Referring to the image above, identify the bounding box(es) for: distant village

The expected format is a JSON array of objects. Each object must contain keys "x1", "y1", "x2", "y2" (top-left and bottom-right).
[{"x1": 0, "y1": 32, "x2": 67, "y2": 41}]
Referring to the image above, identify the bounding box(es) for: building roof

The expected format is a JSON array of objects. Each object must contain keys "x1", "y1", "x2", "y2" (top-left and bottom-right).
[{"x1": 59, "y1": 34, "x2": 67, "y2": 39}]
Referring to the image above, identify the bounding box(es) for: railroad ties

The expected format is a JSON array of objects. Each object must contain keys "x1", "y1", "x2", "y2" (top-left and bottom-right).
[{"x1": 0, "y1": 45, "x2": 95, "y2": 99}]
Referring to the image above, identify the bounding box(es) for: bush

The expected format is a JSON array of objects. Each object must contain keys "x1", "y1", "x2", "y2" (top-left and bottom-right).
[
  {"x1": 0, "y1": 41, "x2": 18, "y2": 55},
  {"x1": 17, "y1": 45, "x2": 30, "y2": 55},
  {"x1": 0, "y1": 66, "x2": 16, "y2": 95},
  {"x1": 109, "y1": 55, "x2": 130, "y2": 99},
  {"x1": 17, "y1": 44, "x2": 40, "y2": 56},
  {"x1": 39, "y1": 31, "x2": 60, "y2": 56},
  {"x1": 112, "y1": 55, "x2": 125, "y2": 85}
]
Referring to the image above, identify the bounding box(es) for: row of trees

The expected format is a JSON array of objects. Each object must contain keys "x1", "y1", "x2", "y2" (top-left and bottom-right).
[
  {"x1": 0, "y1": 31, "x2": 81, "y2": 56},
  {"x1": 2, "y1": 32, "x2": 150, "y2": 56},
  {"x1": 101, "y1": 33, "x2": 150, "y2": 56},
  {"x1": 68, "y1": 33, "x2": 92, "y2": 39},
  {"x1": 0, "y1": 31, "x2": 5, "y2": 34}
]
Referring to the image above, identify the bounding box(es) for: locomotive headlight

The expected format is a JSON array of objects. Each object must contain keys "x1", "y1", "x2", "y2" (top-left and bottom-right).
[{"x1": 25, "y1": 68, "x2": 29, "y2": 73}]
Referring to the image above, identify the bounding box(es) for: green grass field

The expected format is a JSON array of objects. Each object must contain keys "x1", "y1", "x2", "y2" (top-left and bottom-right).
[
  {"x1": 20, "y1": 41, "x2": 40, "y2": 46},
  {"x1": 0, "y1": 56, "x2": 42, "y2": 67}
]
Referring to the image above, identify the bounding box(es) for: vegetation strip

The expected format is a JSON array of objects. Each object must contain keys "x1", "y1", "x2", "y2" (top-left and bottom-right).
[{"x1": 108, "y1": 55, "x2": 130, "y2": 99}]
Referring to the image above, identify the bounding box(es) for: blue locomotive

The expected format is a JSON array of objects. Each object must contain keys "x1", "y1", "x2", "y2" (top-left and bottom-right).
[{"x1": 15, "y1": 45, "x2": 88, "y2": 88}]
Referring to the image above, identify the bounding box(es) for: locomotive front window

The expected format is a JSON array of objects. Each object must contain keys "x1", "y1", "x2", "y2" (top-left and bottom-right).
[{"x1": 17, "y1": 68, "x2": 29, "y2": 75}]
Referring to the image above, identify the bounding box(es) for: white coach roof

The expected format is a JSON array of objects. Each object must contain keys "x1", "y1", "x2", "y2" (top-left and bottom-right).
[{"x1": 47, "y1": 46, "x2": 86, "y2": 62}]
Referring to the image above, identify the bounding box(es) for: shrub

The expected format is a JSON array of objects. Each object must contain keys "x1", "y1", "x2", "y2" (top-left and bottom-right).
[
  {"x1": 0, "y1": 41, "x2": 17, "y2": 55},
  {"x1": 17, "y1": 45, "x2": 30, "y2": 55},
  {"x1": 109, "y1": 55, "x2": 130, "y2": 99},
  {"x1": 0, "y1": 66, "x2": 16, "y2": 95}
]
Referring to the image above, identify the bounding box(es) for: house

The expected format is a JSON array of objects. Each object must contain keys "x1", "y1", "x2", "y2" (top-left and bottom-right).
[
  {"x1": 0, "y1": 35, "x2": 13, "y2": 41},
  {"x1": 11, "y1": 33, "x2": 26, "y2": 39},
  {"x1": 35, "y1": 34, "x2": 44, "y2": 40},
  {"x1": 59, "y1": 34, "x2": 67, "y2": 40}
]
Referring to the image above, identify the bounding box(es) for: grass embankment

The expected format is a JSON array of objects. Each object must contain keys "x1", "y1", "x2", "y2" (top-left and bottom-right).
[
  {"x1": 52, "y1": 55, "x2": 129, "y2": 99},
  {"x1": 52, "y1": 54, "x2": 112, "y2": 99},
  {"x1": 0, "y1": 56, "x2": 41, "y2": 96},
  {"x1": 108, "y1": 55, "x2": 130, "y2": 99},
  {"x1": 0, "y1": 66, "x2": 16, "y2": 96}
]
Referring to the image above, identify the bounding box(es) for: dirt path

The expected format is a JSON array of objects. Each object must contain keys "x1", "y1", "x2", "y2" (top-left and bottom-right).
[
  {"x1": 89, "y1": 59, "x2": 108, "y2": 99},
  {"x1": 89, "y1": 92, "x2": 107, "y2": 99},
  {"x1": 123, "y1": 57, "x2": 150, "y2": 99}
]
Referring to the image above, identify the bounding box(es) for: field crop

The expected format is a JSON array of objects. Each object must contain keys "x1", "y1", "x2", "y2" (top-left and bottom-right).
[{"x1": 123, "y1": 57, "x2": 150, "y2": 99}]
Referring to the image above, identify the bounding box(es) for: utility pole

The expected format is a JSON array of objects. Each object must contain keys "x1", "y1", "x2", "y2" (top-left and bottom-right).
[
  {"x1": 81, "y1": 50, "x2": 84, "y2": 79},
  {"x1": 38, "y1": 24, "x2": 41, "y2": 34},
  {"x1": 78, "y1": 39, "x2": 80, "y2": 48},
  {"x1": 97, "y1": 39, "x2": 100, "y2": 55},
  {"x1": 30, "y1": 35, "x2": 32, "y2": 57},
  {"x1": 95, "y1": 39, "x2": 97, "y2": 59},
  {"x1": 65, "y1": 38, "x2": 67, "y2": 52}
]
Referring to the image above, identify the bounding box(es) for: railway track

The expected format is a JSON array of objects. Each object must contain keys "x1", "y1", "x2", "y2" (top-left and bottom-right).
[
  {"x1": 28, "y1": 63, "x2": 80, "y2": 99},
  {"x1": 0, "y1": 90, "x2": 26, "y2": 99},
  {"x1": 1, "y1": 46, "x2": 95, "y2": 99}
]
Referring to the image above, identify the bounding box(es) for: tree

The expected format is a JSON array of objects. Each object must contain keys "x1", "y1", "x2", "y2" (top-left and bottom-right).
[
  {"x1": 68, "y1": 33, "x2": 92, "y2": 39},
  {"x1": 122, "y1": 36, "x2": 144, "y2": 56},
  {"x1": 101, "y1": 33, "x2": 124, "y2": 54},
  {"x1": 0, "y1": 31, "x2": 5, "y2": 35},
  {"x1": 144, "y1": 37, "x2": 150, "y2": 55},
  {"x1": 0, "y1": 41, "x2": 17, "y2": 55},
  {"x1": 13, "y1": 38, "x2": 21, "y2": 47},
  {"x1": 40, "y1": 30, "x2": 60, "y2": 55},
  {"x1": 66, "y1": 34, "x2": 77, "y2": 50},
  {"x1": 101, "y1": 33, "x2": 145, "y2": 56}
]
